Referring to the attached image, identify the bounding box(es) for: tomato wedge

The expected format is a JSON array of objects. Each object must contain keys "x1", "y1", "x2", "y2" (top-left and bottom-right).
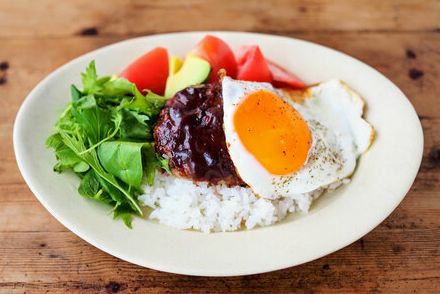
[
  {"x1": 236, "y1": 46, "x2": 272, "y2": 82},
  {"x1": 192, "y1": 35, "x2": 238, "y2": 82},
  {"x1": 120, "y1": 47, "x2": 169, "y2": 95},
  {"x1": 267, "y1": 60, "x2": 306, "y2": 89}
]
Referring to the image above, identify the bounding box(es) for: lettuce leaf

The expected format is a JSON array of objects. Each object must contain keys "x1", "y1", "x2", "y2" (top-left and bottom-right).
[
  {"x1": 46, "y1": 61, "x2": 170, "y2": 227},
  {"x1": 97, "y1": 141, "x2": 147, "y2": 190}
]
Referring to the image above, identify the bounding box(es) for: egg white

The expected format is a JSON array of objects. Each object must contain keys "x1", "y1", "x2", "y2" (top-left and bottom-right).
[{"x1": 222, "y1": 77, "x2": 374, "y2": 199}]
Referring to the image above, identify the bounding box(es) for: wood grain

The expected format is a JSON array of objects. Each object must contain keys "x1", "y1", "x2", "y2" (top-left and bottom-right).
[
  {"x1": 0, "y1": 0, "x2": 439, "y2": 38},
  {"x1": 0, "y1": 0, "x2": 439, "y2": 293}
]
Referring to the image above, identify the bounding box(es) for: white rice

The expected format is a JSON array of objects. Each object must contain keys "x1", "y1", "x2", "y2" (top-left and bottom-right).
[{"x1": 138, "y1": 173, "x2": 349, "y2": 233}]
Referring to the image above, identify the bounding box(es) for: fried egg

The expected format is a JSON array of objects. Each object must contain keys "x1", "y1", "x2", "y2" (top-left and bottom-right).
[{"x1": 222, "y1": 77, "x2": 374, "y2": 199}]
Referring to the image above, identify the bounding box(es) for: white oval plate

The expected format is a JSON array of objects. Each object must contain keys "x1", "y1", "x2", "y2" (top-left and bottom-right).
[{"x1": 14, "y1": 32, "x2": 423, "y2": 276}]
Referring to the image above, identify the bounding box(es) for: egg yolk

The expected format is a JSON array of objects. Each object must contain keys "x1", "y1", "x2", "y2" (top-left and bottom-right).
[{"x1": 233, "y1": 90, "x2": 312, "y2": 175}]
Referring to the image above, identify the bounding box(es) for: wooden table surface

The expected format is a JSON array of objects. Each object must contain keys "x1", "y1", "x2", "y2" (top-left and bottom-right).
[{"x1": 1, "y1": 0, "x2": 439, "y2": 293}]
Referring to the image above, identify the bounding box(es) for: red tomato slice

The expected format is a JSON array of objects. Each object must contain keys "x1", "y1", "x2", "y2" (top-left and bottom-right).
[
  {"x1": 120, "y1": 47, "x2": 169, "y2": 95},
  {"x1": 192, "y1": 35, "x2": 238, "y2": 82},
  {"x1": 267, "y1": 60, "x2": 306, "y2": 89},
  {"x1": 236, "y1": 46, "x2": 272, "y2": 82}
]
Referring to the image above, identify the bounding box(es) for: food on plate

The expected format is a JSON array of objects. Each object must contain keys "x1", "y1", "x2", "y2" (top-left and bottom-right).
[
  {"x1": 191, "y1": 35, "x2": 238, "y2": 82},
  {"x1": 155, "y1": 82, "x2": 244, "y2": 186},
  {"x1": 267, "y1": 60, "x2": 306, "y2": 89},
  {"x1": 164, "y1": 55, "x2": 211, "y2": 98},
  {"x1": 47, "y1": 35, "x2": 374, "y2": 232},
  {"x1": 222, "y1": 78, "x2": 373, "y2": 199},
  {"x1": 169, "y1": 55, "x2": 183, "y2": 75},
  {"x1": 144, "y1": 78, "x2": 373, "y2": 232},
  {"x1": 119, "y1": 47, "x2": 169, "y2": 95},
  {"x1": 236, "y1": 46, "x2": 272, "y2": 82},
  {"x1": 46, "y1": 61, "x2": 169, "y2": 227}
]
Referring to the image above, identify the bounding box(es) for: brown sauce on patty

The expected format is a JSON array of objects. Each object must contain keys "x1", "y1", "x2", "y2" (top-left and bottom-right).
[{"x1": 153, "y1": 83, "x2": 244, "y2": 186}]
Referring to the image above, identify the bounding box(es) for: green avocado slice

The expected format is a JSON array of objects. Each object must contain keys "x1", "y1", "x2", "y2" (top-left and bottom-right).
[{"x1": 164, "y1": 55, "x2": 211, "y2": 98}]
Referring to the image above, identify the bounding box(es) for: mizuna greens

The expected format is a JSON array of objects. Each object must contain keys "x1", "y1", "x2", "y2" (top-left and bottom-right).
[{"x1": 46, "y1": 61, "x2": 169, "y2": 228}]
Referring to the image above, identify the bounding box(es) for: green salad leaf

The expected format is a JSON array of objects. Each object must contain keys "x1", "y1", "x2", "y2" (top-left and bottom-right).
[
  {"x1": 59, "y1": 129, "x2": 142, "y2": 213},
  {"x1": 97, "y1": 141, "x2": 147, "y2": 189},
  {"x1": 143, "y1": 145, "x2": 170, "y2": 186},
  {"x1": 70, "y1": 84, "x2": 82, "y2": 102},
  {"x1": 46, "y1": 60, "x2": 169, "y2": 227},
  {"x1": 118, "y1": 109, "x2": 151, "y2": 140},
  {"x1": 78, "y1": 170, "x2": 110, "y2": 203}
]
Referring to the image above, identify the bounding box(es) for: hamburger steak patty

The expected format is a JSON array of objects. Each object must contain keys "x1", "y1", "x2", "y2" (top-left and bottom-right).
[{"x1": 153, "y1": 83, "x2": 245, "y2": 186}]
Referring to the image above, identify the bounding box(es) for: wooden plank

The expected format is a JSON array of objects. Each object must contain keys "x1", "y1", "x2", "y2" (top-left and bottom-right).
[
  {"x1": 0, "y1": 0, "x2": 439, "y2": 38},
  {"x1": 128, "y1": 0, "x2": 440, "y2": 34},
  {"x1": 0, "y1": 183, "x2": 34, "y2": 202},
  {"x1": 0, "y1": 201, "x2": 67, "y2": 232},
  {"x1": 0, "y1": 228, "x2": 438, "y2": 293}
]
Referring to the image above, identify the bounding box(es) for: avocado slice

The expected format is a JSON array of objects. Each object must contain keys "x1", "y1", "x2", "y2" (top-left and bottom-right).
[
  {"x1": 169, "y1": 56, "x2": 183, "y2": 75},
  {"x1": 164, "y1": 55, "x2": 211, "y2": 98}
]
